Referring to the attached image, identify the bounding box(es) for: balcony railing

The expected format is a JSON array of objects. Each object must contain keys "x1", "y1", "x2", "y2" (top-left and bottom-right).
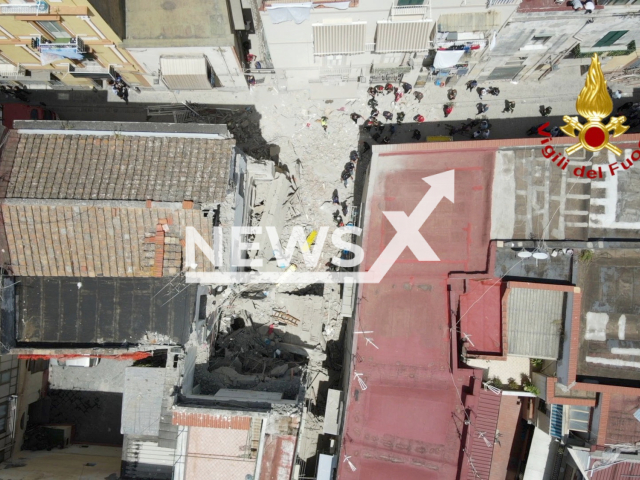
[
  {"x1": 0, "y1": 0, "x2": 49, "y2": 15},
  {"x1": 0, "y1": 64, "x2": 26, "y2": 77},
  {"x1": 391, "y1": 4, "x2": 430, "y2": 17}
]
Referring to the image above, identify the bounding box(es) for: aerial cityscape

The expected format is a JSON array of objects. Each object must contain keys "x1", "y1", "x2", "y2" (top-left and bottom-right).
[{"x1": 0, "y1": 0, "x2": 638, "y2": 479}]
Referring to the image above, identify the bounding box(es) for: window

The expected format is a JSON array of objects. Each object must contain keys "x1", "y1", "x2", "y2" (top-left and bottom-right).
[
  {"x1": 0, "y1": 370, "x2": 10, "y2": 385},
  {"x1": 593, "y1": 30, "x2": 628, "y2": 48},
  {"x1": 397, "y1": 0, "x2": 424, "y2": 4},
  {"x1": 530, "y1": 36, "x2": 551, "y2": 45},
  {"x1": 37, "y1": 21, "x2": 69, "y2": 39},
  {"x1": 0, "y1": 402, "x2": 8, "y2": 434}
]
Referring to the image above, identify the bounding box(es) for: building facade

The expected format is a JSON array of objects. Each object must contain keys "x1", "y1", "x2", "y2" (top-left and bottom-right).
[
  {"x1": 0, "y1": 0, "x2": 147, "y2": 89},
  {"x1": 254, "y1": 0, "x2": 521, "y2": 94},
  {"x1": 123, "y1": 0, "x2": 251, "y2": 91},
  {"x1": 477, "y1": 0, "x2": 640, "y2": 83}
]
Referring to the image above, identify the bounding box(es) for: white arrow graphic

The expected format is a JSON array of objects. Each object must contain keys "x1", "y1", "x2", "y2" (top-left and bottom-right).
[{"x1": 364, "y1": 170, "x2": 455, "y2": 283}]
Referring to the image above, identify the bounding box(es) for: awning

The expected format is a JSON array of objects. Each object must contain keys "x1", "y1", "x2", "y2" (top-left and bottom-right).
[
  {"x1": 160, "y1": 56, "x2": 213, "y2": 90},
  {"x1": 437, "y1": 11, "x2": 501, "y2": 32},
  {"x1": 313, "y1": 22, "x2": 366, "y2": 55},
  {"x1": 433, "y1": 49, "x2": 465, "y2": 69},
  {"x1": 375, "y1": 20, "x2": 431, "y2": 53},
  {"x1": 267, "y1": 3, "x2": 312, "y2": 24}
]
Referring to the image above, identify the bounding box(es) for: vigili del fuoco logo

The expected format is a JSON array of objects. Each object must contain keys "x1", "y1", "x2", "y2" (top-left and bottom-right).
[
  {"x1": 560, "y1": 53, "x2": 628, "y2": 155},
  {"x1": 538, "y1": 53, "x2": 640, "y2": 177}
]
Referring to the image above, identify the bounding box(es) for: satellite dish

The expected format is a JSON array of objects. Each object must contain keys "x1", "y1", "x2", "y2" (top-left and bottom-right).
[
  {"x1": 517, "y1": 251, "x2": 533, "y2": 258},
  {"x1": 533, "y1": 252, "x2": 549, "y2": 260}
]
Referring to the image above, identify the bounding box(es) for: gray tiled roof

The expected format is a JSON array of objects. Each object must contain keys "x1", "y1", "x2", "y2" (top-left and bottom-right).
[
  {"x1": 2, "y1": 131, "x2": 234, "y2": 203},
  {"x1": 507, "y1": 287, "x2": 567, "y2": 360}
]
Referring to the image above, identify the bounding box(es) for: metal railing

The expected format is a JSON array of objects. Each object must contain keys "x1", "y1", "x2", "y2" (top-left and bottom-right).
[
  {"x1": 391, "y1": 4, "x2": 430, "y2": 16},
  {"x1": 0, "y1": 64, "x2": 26, "y2": 77},
  {"x1": 0, "y1": 0, "x2": 48, "y2": 14},
  {"x1": 487, "y1": 0, "x2": 520, "y2": 6}
]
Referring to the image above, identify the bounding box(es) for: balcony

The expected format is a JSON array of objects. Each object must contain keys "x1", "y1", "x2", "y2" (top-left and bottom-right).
[
  {"x1": 38, "y1": 37, "x2": 87, "y2": 65},
  {"x1": 391, "y1": 4, "x2": 430, "y2": 17},
  {"x1": 0, "y1": 64, "x2": 26, "y2": 78},
  {"x1": 68, "y1": 63, "x2": 115, "y2": 80},
  {"x1": 0, "y1": 0, "x2": 49, "y2": 15}
]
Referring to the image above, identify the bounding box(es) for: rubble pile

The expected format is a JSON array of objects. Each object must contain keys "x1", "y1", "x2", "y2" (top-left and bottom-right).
[{"x1": 195, "y1": 316, "x2": 306, "y2": 399}]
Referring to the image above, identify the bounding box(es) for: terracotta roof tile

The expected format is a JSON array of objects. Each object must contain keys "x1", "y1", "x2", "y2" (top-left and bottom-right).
[
  {"x1": 2, "y1": 202, "x2": 213, "y2": 277},
  {"x1": 2, "y1": 133, "x2": 234, "y2": 203}
]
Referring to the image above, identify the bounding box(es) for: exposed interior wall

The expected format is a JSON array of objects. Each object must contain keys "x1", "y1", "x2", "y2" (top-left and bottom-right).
[{"x1": 1, "y1": 445, "x2": 122, "y2": 480}]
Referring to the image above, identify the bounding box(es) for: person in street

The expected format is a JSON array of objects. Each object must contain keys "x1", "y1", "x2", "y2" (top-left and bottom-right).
[
  {"x1": 333, "y1": 191, "x2": 340, "y2": 205},
  {"x1": 368, "y1": 86, "x2": 377, "y2": 97},
  {"x1": 412, "y1": 129, "x2": 422, "y2": 141},
  {"x1": 402, "y1": 82, "x2": 412, "y2": 94},
  {"x1": 473, "y1": 130, "x2": 481, "y2": 139},
  {"x1": 611, "y1": 89, "x2": 623, "y2": 99},
  {"x1": 584, "y1": 1, "x2": 594, "y2": 13},
  {"x1": 480, "y1": 119, "x2": 491, "y2": 131},
  {"x1": 382, "y1": 136, "x2": 390, "y2": 144},
  {"x1": 414, "y1": 91, "x2": 424, "y2": 103},
  {"x1": 503, "y1": 100, "x2": 516, "y2": 113},
  {"x1": 345, "y1": 161, "x2": 355, "y2": 173},
  {"x1": 540, "y1": 105, "x2": 552, "y2": 117},
  {"x1": 389, "y1": 124, "x2": 396, "y2": 136},
  {"x1": 447, "y1": 89, "x2": 457, "y2": 101},
  {"x1": 466, "y1": 80, "x2": 478, "y2": 92},
  {"x1": 481, "y1": 129, "x2": 490, "y2": 140},
  {"x1": 413, "y1": 114, "x2": 425, "y2": 123},
  {"x1": 478, "y1": 87, "x2": 487, "y2": 100},
  {"x1": 368, "y1": 97, "x2": 378, "y2": 109},
  {"x1": 371, "y1": 109, "x2": 379, "y2": 118},
  {"x1": 384, "y1": 83, "x2": 394, "y2": 94},
  {"x1": 321, "y1": 116, "x2": 328, "y2": 131},
  {"x1": 396, "y1": 111, "x2": 405, "y2": 124},
  {"x1": 350, "y1": 150, "x2": 359, "y2": 162},
  {"x1": 617, "y1": 102, "x2": 634, "y2": 114},
  {"x1": 350, "y1": 113, "x2": 362, "y2": 124},
  {"x1": 362, "y1": 142, "x2": 371, "y2": 153},
  {"x1": 477, "y1": 103, "x2": 489, "y2": 115},
  {"x1": 371, "y1": 132, "x2": 381, "y2": 143},
  {"x1": 341, "y1": 169, "x2": 353, "y2": 187},
  {"x1": 550, "y1": 126, "x2": 561, "y2": 137},
  {"x1": 374, "y1": 85, "x2": 385, "y2": 94},
  {"x1": 394, "y1": 90, "x2": 403, "y2": 103},
  {"x1": 383, "y1": 111, "x2": 393, "y2": 122},
  {"x1": 527, "y1": 123, "x2": 550, "y2": 136},
  {"x1": 443, "y1": 104, "x2": 454, "y2": 118}
]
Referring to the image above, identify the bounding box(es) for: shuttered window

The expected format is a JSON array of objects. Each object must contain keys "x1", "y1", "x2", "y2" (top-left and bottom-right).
[
  {"x1": 593, "y1": 30, "x2": 628, "y2": 47},
  {"x1": 313, "y1": 23, "x2": 367, "y2": 55},
  {"x1": 375, "y1": 20, "x2": 431, "y2": 53}
]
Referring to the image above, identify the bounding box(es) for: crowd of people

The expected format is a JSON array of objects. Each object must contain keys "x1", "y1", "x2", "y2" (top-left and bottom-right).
[{"x1": 109, "y1": 75, "x2": 130, "y2": 104}]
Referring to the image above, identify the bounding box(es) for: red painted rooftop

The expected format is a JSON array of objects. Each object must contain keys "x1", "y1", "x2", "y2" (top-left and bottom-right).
[
  {"x1": 339, "y1": 144, "x2": 495, "y2": 480},
  {"x1": 459, "y1": 279, "x2": 503, "y2": 355},
  {"x1": 589, "y1": 457, "x2": 640, "y2": 480}
]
